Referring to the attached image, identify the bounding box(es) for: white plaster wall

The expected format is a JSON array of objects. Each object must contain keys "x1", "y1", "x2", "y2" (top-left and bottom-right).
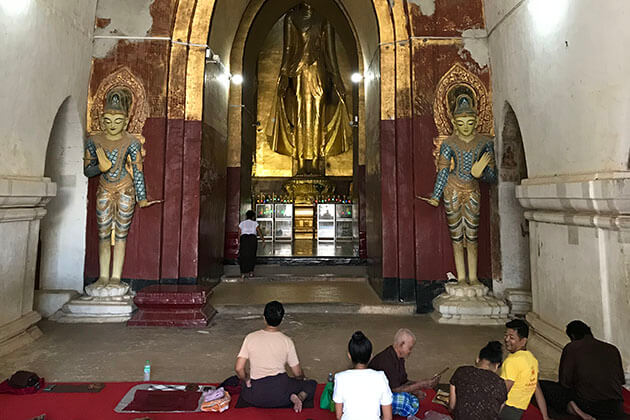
[
  {"x1": 39, "y1": 98, "x2": 89, "y2": 292},
  {"x1": 0, "y1": 0, "x2": 98, "y2": 177},
  {"x1": 530, "y1": 222, "x2": 604, "y2": 331},
  {"x1": 488, "y1": 0, "x2": 630, "y2": 370},
  {"x1": 486, "y1": 0, "x2": 630, "y2": 178},
  {"x1": 0, "y1": 221, "x2": 31, "y2": 324},
  {"x1": 529, "y1": 220, "x2": 630, "y2": 363},
  {"x1": 0, "y1": 0, "x2": 96, "y2": 344}
]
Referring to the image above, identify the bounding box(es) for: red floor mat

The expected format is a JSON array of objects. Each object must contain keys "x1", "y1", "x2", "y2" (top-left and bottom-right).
[{"x1": 6, "y1": 381, "x2": 619, "y2": 420}]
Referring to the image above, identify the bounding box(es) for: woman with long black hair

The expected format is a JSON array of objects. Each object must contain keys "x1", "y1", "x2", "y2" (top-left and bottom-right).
[{"x1": 238, "y1": 210, "x2": 264, "y2": 277}]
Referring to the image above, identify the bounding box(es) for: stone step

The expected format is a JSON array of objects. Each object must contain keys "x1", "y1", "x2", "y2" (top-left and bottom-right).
[
  {"x1": 221, "y1": 274, "x2": 369, "y2": 283},
  {"x1": 223, "y1": 264, "x2": 368, "y2": 277},
  {"x1": 214, "y1": 302, "x2": 417, "y2": 316}
]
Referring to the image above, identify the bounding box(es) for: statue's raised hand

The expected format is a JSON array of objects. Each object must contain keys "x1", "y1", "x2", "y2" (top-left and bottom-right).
[
  {"x1": 471, "y1": 152, "x2": 491, "y2": 178},
  {"x1": 96, "y1": 147, "x2": 112, "y2": 172}
]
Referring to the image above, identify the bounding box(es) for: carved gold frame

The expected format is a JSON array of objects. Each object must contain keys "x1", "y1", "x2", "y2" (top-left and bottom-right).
[
  {"x1": 88, "y1": 66, "x2": 149, "y2": 140},
  {"x1": 432, "y1": 63, "x2": 494, "y2": 170}
]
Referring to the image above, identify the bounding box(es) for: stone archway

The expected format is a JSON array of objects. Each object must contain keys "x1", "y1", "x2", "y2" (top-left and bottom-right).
[
  {"x1": 35, "y1": 96, "x2": 88, "y2": 318},
  {"x1": 495, "y1": 101, "x2": 531, "y2": 315}
]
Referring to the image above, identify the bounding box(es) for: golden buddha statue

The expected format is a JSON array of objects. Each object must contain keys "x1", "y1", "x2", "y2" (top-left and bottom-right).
[
  {"x1": 265, "y1": 2, "x2": 351, "y2": 175},
  {"x1": 83, "y1": 88, "x2": 159, "y2": 293},
  {"x1": 419, "y1": 93, "x2": 497, "y2": 285}
]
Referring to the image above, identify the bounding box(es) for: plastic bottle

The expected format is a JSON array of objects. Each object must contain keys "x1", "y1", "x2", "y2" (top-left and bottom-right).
[{"x1": 144, "y1": 360, "x2": 151, "y2": 381}]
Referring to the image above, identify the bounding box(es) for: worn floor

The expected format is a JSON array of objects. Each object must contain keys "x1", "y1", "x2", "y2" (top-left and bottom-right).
[
  {"x1": 0, "y1": 314, "x2": 510, "y2": 385},
  {"x1": 210, "y1": 280, "x2": 382, "y2": 306}
]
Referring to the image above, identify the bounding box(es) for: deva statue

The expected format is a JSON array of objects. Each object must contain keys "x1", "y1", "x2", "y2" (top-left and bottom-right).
[
  {"x1": 420, "y1": 93, "x2": 496, "y2": 285},
  {"x1": 83, "y1": 88, "x2": 159, "y2": 292}
]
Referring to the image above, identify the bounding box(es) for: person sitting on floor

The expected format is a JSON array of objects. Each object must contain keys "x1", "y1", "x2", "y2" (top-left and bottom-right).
[
  {"x1": 540, "y1": 320, "x2": 626, "y2": 420},
  {"x1": 500, "y1": 319, "x2": 553, "y2": 420},
  {"x1": 368, "y1": 328, "x2": 440, "y2": 419},
  {"x1": 449, "y1": 340, "x2": 507, "y2": 420},
  {"x1": 234, "y1": 300, "x2": 316, "y2": 412},
  {"x1": 333, "y1": 331, "x2": 393, "y2": 420}
]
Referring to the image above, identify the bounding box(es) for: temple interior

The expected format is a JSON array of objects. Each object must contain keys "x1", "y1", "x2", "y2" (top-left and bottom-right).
[{"x1": 1, "y1": 0, "x2": 630, "y2": 418}]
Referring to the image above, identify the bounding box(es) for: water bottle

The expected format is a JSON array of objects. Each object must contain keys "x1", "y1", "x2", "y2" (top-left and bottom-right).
[{"x1": 143, "y1": 360, "x2": 151, "y2": 381}]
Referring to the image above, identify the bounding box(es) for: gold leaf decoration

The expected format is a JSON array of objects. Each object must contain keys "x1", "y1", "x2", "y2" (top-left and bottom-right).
[
  {"x1": 432, "y1": 63, "x2": 493, "y2": 170},
  {"x1": 88, "y1": 66, "x2": 149, "y2": 139}
]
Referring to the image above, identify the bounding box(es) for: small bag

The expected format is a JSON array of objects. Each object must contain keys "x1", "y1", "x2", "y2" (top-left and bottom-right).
[
  {"x1": 0, "y1": 370, "x2": 44, "y2": 395},
  {"x1": 9, "y1": 371, "x2": 40, "y2": 388},
  {"x1": 201, "y1": 390, "x2": 231, "y2": 412},
  {"x1": 319, "y1": 381, "x2": 335, "y2": 412}
]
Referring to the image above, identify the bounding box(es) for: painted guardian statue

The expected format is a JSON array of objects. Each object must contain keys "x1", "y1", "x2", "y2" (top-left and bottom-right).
[
  {"x1": 421, "y1": 93, "x2": 497, "y2": 285},
  {"x1": 83, "y1": 87, "x2": 158, "y2": 293}
]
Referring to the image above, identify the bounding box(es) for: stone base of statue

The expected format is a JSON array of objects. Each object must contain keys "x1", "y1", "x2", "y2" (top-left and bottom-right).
[
  {"x1": 51, "y1": 283, "x2": 136, "y2": 323},
  {"x1": 505, "y1": 289, "x2": 532, "y2": 316},
  {"x1": 432, "y1": 283, "x2": 509, "y2": 326},
  {"x1": 127, "y1": 285, "x2": 216, "y2": 327}
]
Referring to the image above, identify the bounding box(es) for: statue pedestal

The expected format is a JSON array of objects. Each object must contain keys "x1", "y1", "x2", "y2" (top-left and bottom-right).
[
  {"x1": 51, "y1": 283, "x2": 136, "y2": 323},
  {"x1": 127, "y1": 285, "x2": 216, "y2": 327},
  {"x1": 432, "y1": 283, "x2": 509, "y2": 326}
]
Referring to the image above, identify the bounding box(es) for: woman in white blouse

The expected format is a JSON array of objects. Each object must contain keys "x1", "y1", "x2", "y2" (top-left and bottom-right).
[
  {"x1": 333, "y1": 331, "x2": 393, "y2": 420},
  {"x1": 238, "y1": 210, "x2": 264, "y2": 278}
]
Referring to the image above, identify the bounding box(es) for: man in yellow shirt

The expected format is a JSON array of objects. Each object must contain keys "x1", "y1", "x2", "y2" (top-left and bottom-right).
[{"x1": 499, "y1": 319, "x2": 553, "y2": 420}]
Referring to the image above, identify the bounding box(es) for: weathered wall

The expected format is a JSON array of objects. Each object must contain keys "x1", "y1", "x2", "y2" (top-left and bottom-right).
[
  {"x1": 0, "y1": 0, "x2": 96, "y2": 355},
  {"x1": 486, "y1": 0, "x2": 630, "y2": 373}
]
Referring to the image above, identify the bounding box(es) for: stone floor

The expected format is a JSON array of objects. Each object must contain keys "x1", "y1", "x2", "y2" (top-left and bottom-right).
[
  {"x1": 210, "y1": 279, "x2": 382, "y2": 306},
  {"x1": 0, "y1": 314, "x2": 515, "y2": 384}
]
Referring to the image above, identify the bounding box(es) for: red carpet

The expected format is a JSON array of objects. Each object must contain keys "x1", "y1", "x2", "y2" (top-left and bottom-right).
[{"x1": 6, "y1": 381, "x2": 623, "y2": 420}]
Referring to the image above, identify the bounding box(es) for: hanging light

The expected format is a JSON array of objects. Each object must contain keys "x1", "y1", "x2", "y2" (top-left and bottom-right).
[
  {"x1": 351, "y1": 72, "x2": 363, "y2": 84},
  {"x1": 0, "y1": 0, "x2": 30, "y2": 15}
]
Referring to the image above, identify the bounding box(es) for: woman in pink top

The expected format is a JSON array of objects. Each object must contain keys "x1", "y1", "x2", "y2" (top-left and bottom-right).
[{"x1": 235, "y1": 301, "x2": 316, "y2": 412}]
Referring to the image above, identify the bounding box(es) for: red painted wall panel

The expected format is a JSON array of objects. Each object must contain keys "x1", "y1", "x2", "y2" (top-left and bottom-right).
[
  {"x1": 223, "y1": 167, "x2": 241, "y2": 260},
  {"x1": 380, "y1": 120, "x2": 398, "y2": 279},
  {"x1": 180, "y1": 120, "x2": 202, "y2": 279},
  {"x1": 395, "y1": 118, "x2": 416, "y2": 280},
  {"x1": 160, "y1": 118, "x2": 184, "y2": 279}
]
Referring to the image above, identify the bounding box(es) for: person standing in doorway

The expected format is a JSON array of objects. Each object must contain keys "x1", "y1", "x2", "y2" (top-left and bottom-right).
[{"x1": 238, "y1": 210, "x2": 264, "y2": 278}]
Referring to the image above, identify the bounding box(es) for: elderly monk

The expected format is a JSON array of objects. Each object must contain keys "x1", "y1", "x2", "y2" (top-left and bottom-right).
[{"x1": 368, "y1": 329, "x2": 440, "y2": 419}]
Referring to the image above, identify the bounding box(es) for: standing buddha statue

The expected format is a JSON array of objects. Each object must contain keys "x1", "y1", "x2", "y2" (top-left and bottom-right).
[
  {"x1": 265, "y1": 2, "x2": 351, "y2": 175},
  {"x1": 83, "y1": 88, "x2": 159, "y2": 293},
  {"x1": 420, "y1": 93, "x2": 497, "y2": 285}
]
